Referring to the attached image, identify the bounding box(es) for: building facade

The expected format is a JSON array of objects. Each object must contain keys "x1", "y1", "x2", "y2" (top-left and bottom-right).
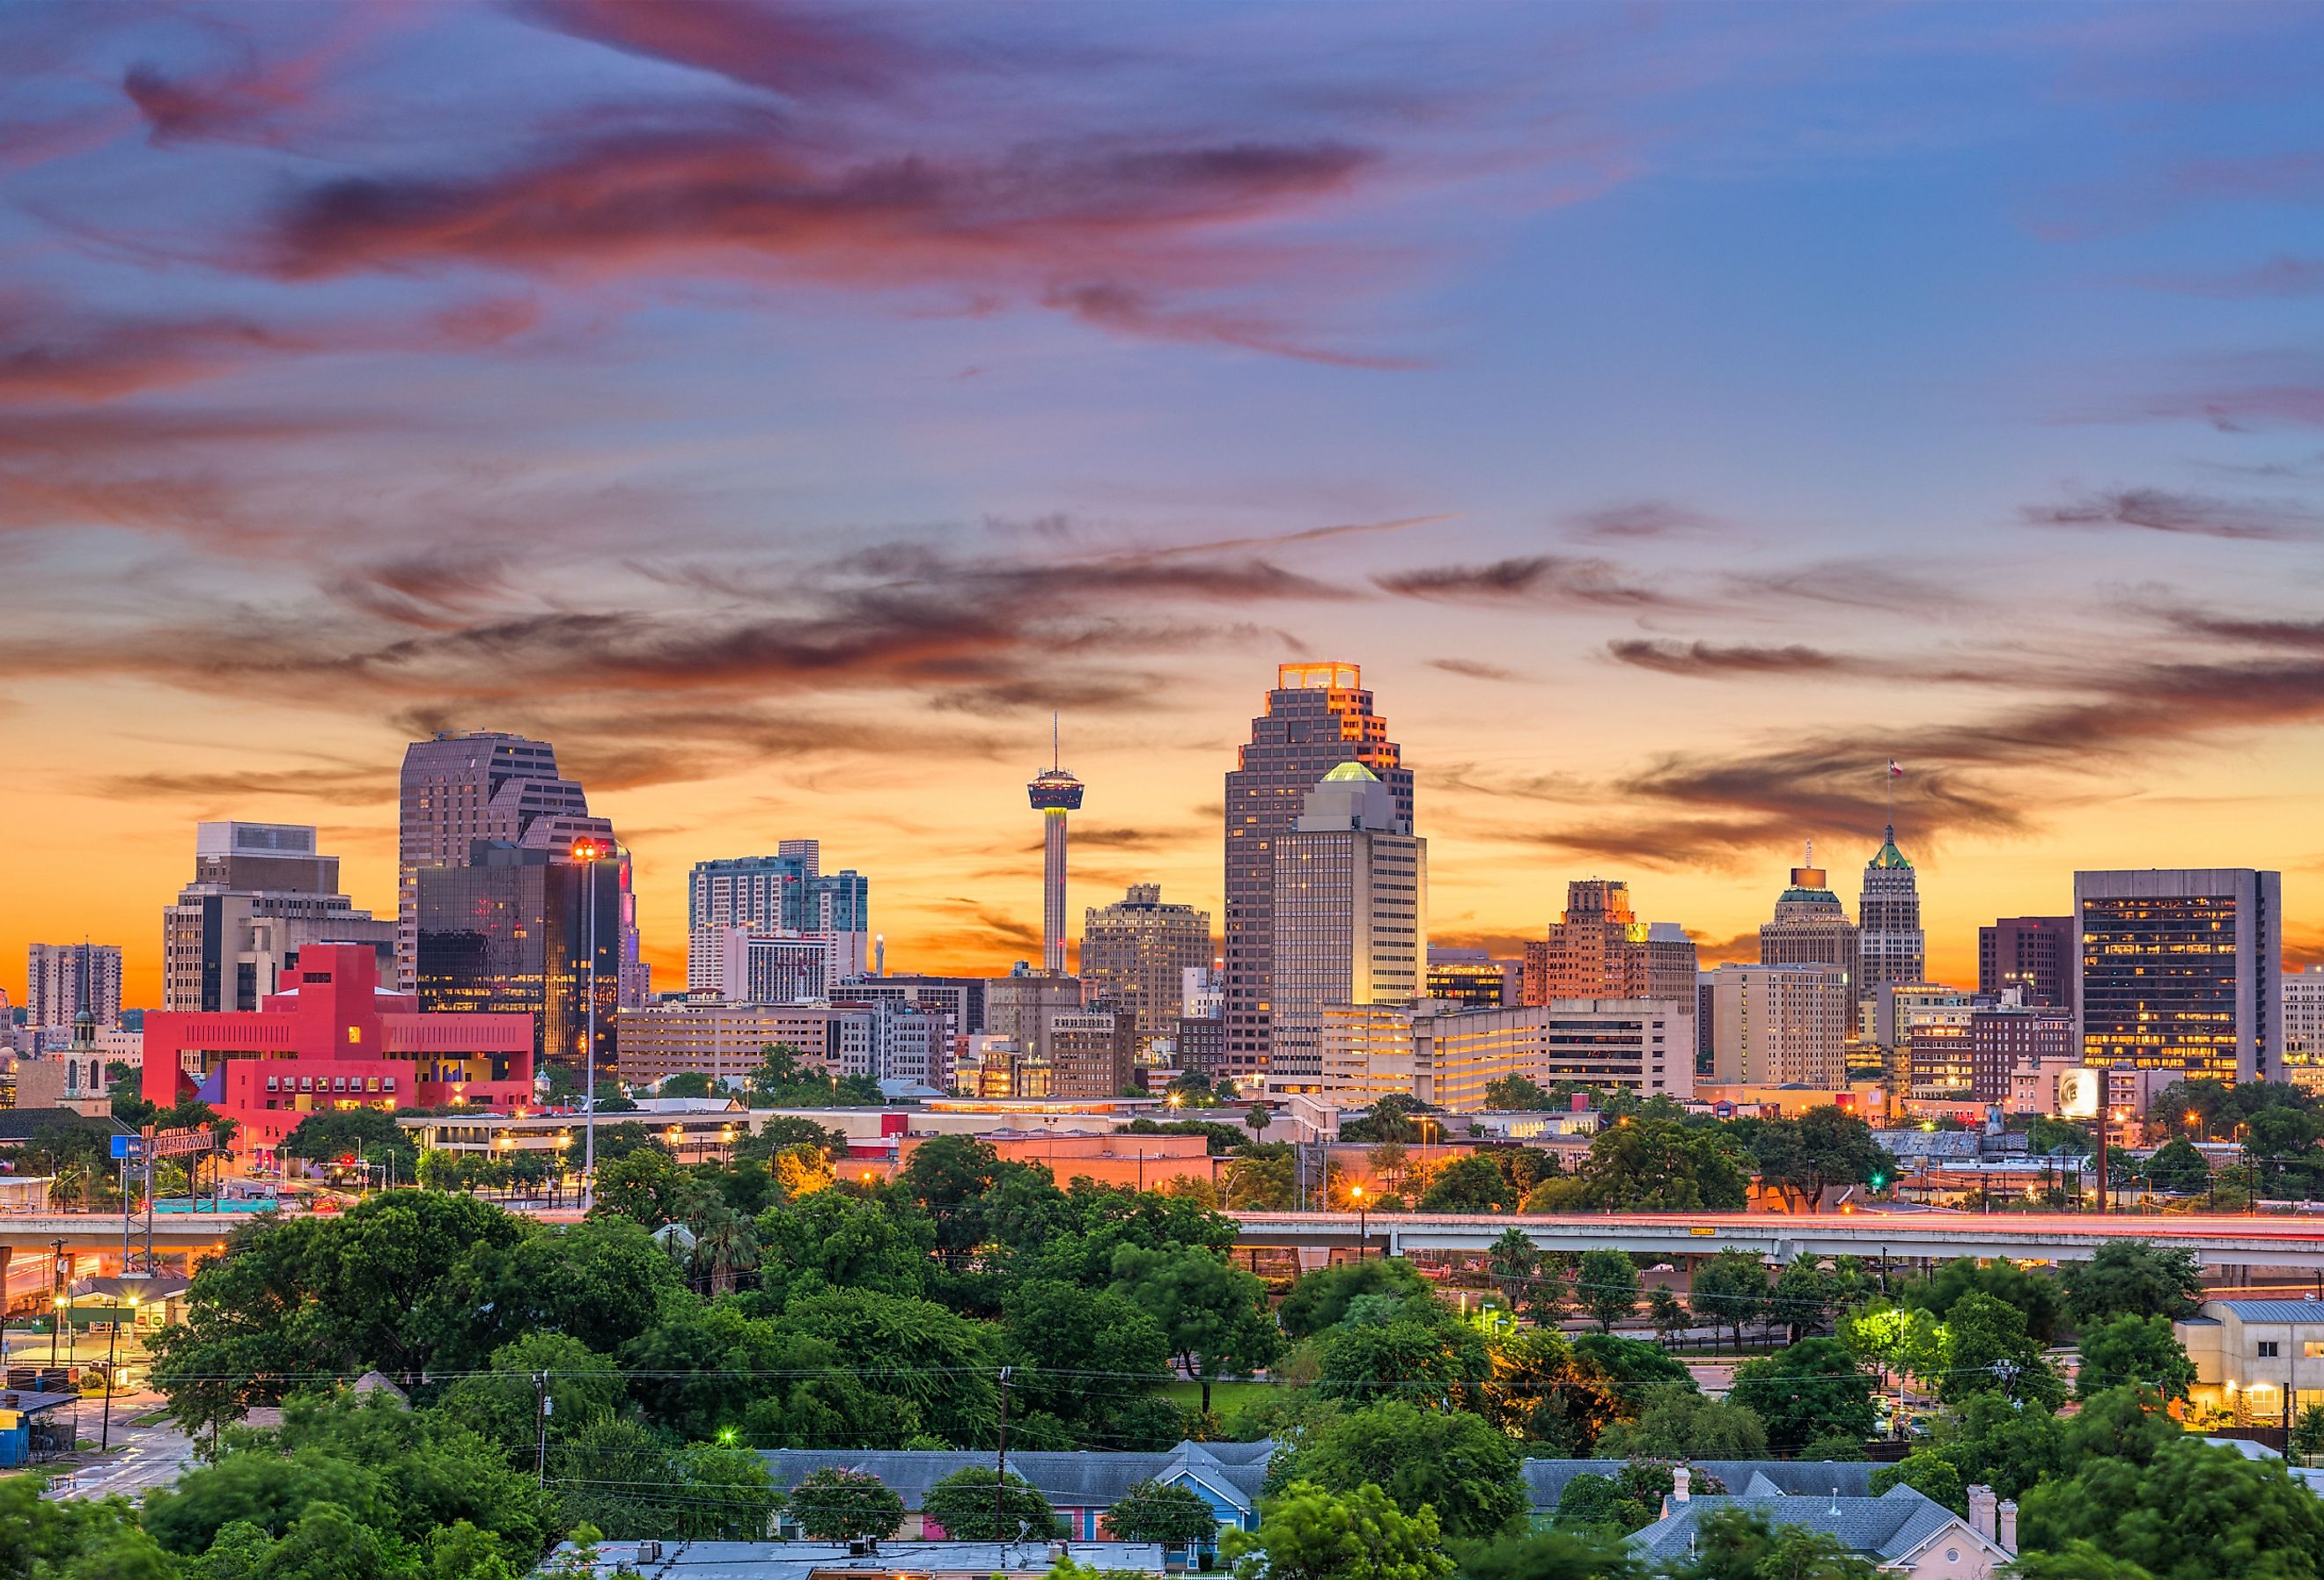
[
  {"x1": 1224, "y1": 662, "x2": 1410, "y2": 1078},
  {"x1": 1319, "y1": 998, "x2": 1694, "y2": 1112},
  {"x1": 690, "y1": 927, "x2": 832, "y2": 1003},
  {"x1": 1267, "y1": 763, "x2": 1425, "y2": 1091},
  {"x1": 1856, "y1": 827, "x2": 1926, "y2": 1033},
  {"x1": 1518, "y1": 882, "x2": 1697, "y2": 1007},
  {"x1": 1969, "y1": 999, "x2": 2078, "y2": 1103},
  {"x1": 26, "y1": 943, "x2": 122, "y2": 1030},
  {"x1": 163, "y1": 822, "x2": 393, "y2": 1013},
  {"x1": 835, "y1": 974, "x2": 988, "y2": 1041},
  {"x1": 614, "y1": 999, "x2": 872, "y2": 1088},
  {"x1": 1708, "y1": 962, "x2": 1850, "y2": 1087},
  {"x1": 986, "y1": 970, "x2": 1089, "y2": 1068},
  {"x1": 1079, "y1": 885, "x2": 1212, "y2": 1051},
  {"x1": 414, "y1": 842, "x2": 624, "y2": 1077},
  {"x1": 2285, "y1": 965, "x2": 2324, "y2": 1094},
  {"x1": 1426, "y1": 948, "x2": 1518, "y2": 1009},
  {"x1": 1047, "y1": 1010, "x2": 1137, "y2": 1099},
  {"x1": 1978, "y1": 915, "x2": 2074, "y2": 1010},
  {"x1": 1758, "y1": 850, "x2": 1858, "y2": 1035},
  {"x1": 687, "y1": 852, "x2": 869, "y2": 991},
  {"x1": 2075, "y1": 868, "x2": 2283, "y2": 1084},
  {"x1": 141, "y1": 941, "x2": 533, "y2": 1157}
]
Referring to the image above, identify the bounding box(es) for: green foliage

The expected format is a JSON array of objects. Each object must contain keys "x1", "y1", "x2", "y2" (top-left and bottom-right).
[
  {"x1": 998, "y1": 1277, "x2": 1173, "y2": 1444},
  {"x1": 1109, "y1": 1244, "x2": 1281, "y2": 1413},
  {"x1": 1576, "y1": 1248, "x2": 1640, "y2": 1332},
  {"x1": 1906, "y1": 1256, "x2": 2067, "y2": 1344},
  {"x1": 1554, "y1": 1118, "x2": 1748, "y2": 1213},
  {"x1": 2076, "y1": 1315, "x2": 2197, "y2": 1403},
  {"x1": 1339, "y1": 1096, "x2": 1447, "y2": 1146},
  {"x1": 1688, "y1": 1249, "x2": 1769, "y2": 1350},
  {"x1": 279, "y1": 1108, "x2": 420, "y2": 1168},
  {"x1": 1278, "y1": 1257, "x2": 1431, "y2": 1340},
  {"x1": 921, "y1": 1468, "x2": 1062, "y2": 1541},
  {"x1": 1452, "y1": 1525, "x2": 1642, "y2": 1580},
  {"x1": 2063, "y1": 1241, "x2": 2204, "y2": 1325},
  {"x1": 1476, "y1": 1328, "x2": 1619, "y2": 1455},
  {"x1": 1222, "y1": 1481, "x2": 1454, "y2": 1580},
  {"x1": 1483, "y1": 1076, "x2": 1558, "y2": 1112},
  {"x1": 434, "y1": 1333, "x2": 623, "y2": 1460},
  {"x1": 2003, "y1": 1546, "x2": 2159, "y2": 1580},
  {"x1": 1593, "y1": 1382, "x2": 1769, "y2": 1460},
  {"x1": 749, "y1": 1043, "x2": 883, "y2": 1107},
  {"x1": 547, "y1": 1421, "x2": 782, "y2": 1540},
  {"x1": 1662, "y1": 1507, "x2": 1879, "y2": 1580},
  {"x1": 1291, "y1": 1399, "x2": 1528, "y2": 1540},
  {"x1": 1568, "y1": 1332, "x2": 1695, "y2": 1399},
  {"x1": 1941, "y1": 1291, "x2": 2067, "y2": 1408},
  {"x1": 1314, "y1": 1298, "x2": 1491, "y2": 1407},
  {"x1": 1870, "y1": 1452, "x2": 1967, "y2": 1515},
  {"x1": 1417, "y1": 1152, "x2": 1517, "y2": 1212},
  {"x1": 1729, "y1": 1336, "x2": 1876, "y2": 1452},
  {"x1": 1732, "y1": 1106, "x2": 1896, "y2": 1210},
  {"x1": 788, "y1": 1467, "x2": 906, "y2": 1541},
  {"x1": 1550, "y1": 1465, "x2": 1673, "y2": 1536},
  {"x1": 2139, "y1": 1138, "x2": 2211, "y2": 1194},
  {"x1": 2022, "y1": 1433, "x2": 2324, "y2": 1580},
  {"x1": 1104, "y1": 1480, "x2": 1223, "y2": 1547}
]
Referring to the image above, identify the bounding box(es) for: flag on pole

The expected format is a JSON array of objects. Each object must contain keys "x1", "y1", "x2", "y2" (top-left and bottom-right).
[{"x1": 1887, "y1": 759, "x2": 1903, "y2": 778}]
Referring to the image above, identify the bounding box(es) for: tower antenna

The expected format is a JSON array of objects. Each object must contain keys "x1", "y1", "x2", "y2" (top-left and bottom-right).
[{"x1": 1052, "y1": 710, "x2": 1060, "y2": 769}]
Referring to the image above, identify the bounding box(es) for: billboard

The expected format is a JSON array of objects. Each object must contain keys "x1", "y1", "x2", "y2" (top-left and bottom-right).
[{"x1": 2057, "y1": 1067, "x2": 2102, "y2": 1121}]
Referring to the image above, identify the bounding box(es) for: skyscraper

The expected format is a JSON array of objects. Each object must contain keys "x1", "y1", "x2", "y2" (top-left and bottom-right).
[
  {"x1": 1855, "y1": 824, "x2": 1925, "y2": 1032},
  {"x1": 687, "y1": 851, "x2": 870, "y2": 990},
  {"x1": 1225, "y1": 662, "x2": 1410, "y2": 1077},
  {"x1": 397, "y1": 731, "x2": 609, "y2": 989},
  {"x1": 2075, "y1": 868, "x2": 2284, "y2": 1084},
  {"x1": 1079, "y1": 884, "x2": 1212, "y2": 1051},
  {"x1": 1519, "y1": 880, "x2": 1699, "y2": 1006},
  {"x1": 1758, "y1": 844, "x2": 1858, "y2": 1032},
  {"x1": 1707, "y1": 963, "x2": 1850, "y2": 1087},
  {"x1": 1027, "y1": 723, "x2": 1085, "y2": 975},
  {"x1": 27, "y1": 943, "x2": 122, "y2": 1029},
  {"x1": 1978, "y1": 916, "x2": 2074, "y2": 1010},
  {"x1": 415, "y1": 841, "x2": 623, "y2": 1076},
  {"x1": 1268, "y1": 762, "x2": 1426, "y2": 1091},
  {"x1": 163, "y1": 822, "x2": 393, "y2": 1011}
]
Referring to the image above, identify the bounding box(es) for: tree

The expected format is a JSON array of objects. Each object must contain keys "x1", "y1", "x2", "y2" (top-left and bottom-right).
[
  {"x1": 1484, "y1": 1076, "x2": 1558, "y2": 1112},
  {"x1": 1105, "y1": 1480, "x2": 1222, "y2": 1548},
  {"x1": 1571, "y1": 1118, "x2": 1747, "y2": 1211},
  {"x1": 2141, "y1": 1138, "x2": 2211, "y2": 1194},
  {"x1": 1942, "y1": 1291, "x2": 2065, "y2": 1409},
  {"x1": 1109, "y1": 1245, "x2": 1283, "y2": 1415},
  {"x1": 1452, "y1": 1525, "x2": 1644, "y2": 1580},
  {"x1": 1222, "y1": 1481, "x2": 1454, "y2": 1580},
  {"x1": 1419, "y1": 1153, "x2": 1515, "y2": 1212},
  {"x1": 1689, "y1": 1250, "x2": 1769, "y2": 1351},
  {"x1": 1871, "y1": 1452, "x2": 1967, "y2": 1515},
  {"x1": 589, "y1": 1145, "x2": 690, "y2": 1228},
  {"x1": 1315, "y1": 1304, "x2": 1491, "y2": 1408},
  {"x1": 1908, "y1": 1256, "x2": 2067, "y2": 1344},
  {"x1": 922, "y1": 1468, "x2": 1062, "y2": 1541},
  {"x1": 1292, "y1": 1399, "x2": 1528, "y2": 1540},
  {"x1": 2294, "y1": 1406, "x2": 2324, "y2": 1464},
  {"x1": 658, "y1": 1071, "x2": 717, "y2": 1099},
  {"x1": 1646, "y1": 1286, "x2": 1687, "y2": 1349},
  {"x1": 1279, "y1": 1257, "x2": 1430, "y2": 1339},
  {"x1": 999, "y1": 1279, "x2": 1172, "y2": 1444},
  {"x1": 2002, "y1": 1547, "x2": 2159, "y2": 1580},
  {"x1": 1577, "y1": 1248, "x2": 1640, "y2": 1333},
  {"x1": 1247, "y1": 1104, "x2": 1271, "y2": 1142},
  {"x1": 2022, "y1": 1434, "x2": 2324, "y2": 1580},
  {"x1": 435, "y1": 1334, "x2": 624, "y2": 1460},
  {"x1": 1552, "y1": 1472, "x2": 1655, "y2": 1535},
  {"x1": 789, "y1": 1468, "x2": 906, "y2": 1541},
  {"x1": 1480, "y1": 1328, "x2": 1619, "y2": 1455},
  {"x1": 1486, "y1": 1228, "x2": 1541, "y2": 1310},
  {"x1": 1770, "y1": 1258, "x2": 1837, "y2": 1344},
  {"x1": 2075, "y1": 1314, "x2": 2197, "y2": 1403},
  {"x1": 2063, "y1": 1242, "x2": 2203, "y2": 1324},
  {"x1": 1592, "y1": 1382, "x2": 1769, "y2": 1460},
  {"x1": 279, "y1": 1108, "x2": 420, "y2": 1171},
  {"x1": 1729, "y1": 1337, "x2": 1876, "y2": 1452},
  {"x1": 1663, "y1": 1507, "x2": 1879, "y2": 1580}
]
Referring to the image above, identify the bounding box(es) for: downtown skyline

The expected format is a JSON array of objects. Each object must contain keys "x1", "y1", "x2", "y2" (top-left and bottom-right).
[{"x1": 6, "y1": 2, "x2": 2324, "y2": 1006}]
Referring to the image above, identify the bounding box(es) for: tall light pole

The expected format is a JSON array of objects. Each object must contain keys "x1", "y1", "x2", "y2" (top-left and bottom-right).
[
  {"x1": 573, "y1": 839, "x2": 607, "y2": 1211},
  {"x1": 1350, "y1": 1184, "x2": 1367, "y2": 1261},
  {"x1": 99, "y1": 1291, "x2": 137, "y2": 1451}
]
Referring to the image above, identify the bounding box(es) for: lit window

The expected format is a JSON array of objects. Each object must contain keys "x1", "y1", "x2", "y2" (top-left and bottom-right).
[{"x1": 347, "y1": 1026, "x2": 361, "y2": 1045}]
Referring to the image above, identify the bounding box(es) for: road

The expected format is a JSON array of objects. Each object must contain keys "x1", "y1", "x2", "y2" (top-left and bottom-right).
[{"x1": 33, "y1": 1391, "x2": 195, "y2": 1503}]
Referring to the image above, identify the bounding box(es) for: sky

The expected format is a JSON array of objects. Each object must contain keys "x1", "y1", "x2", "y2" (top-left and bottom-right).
[{"x1": 4, "y1": 0, "x2": 2324, "y2": 1010}]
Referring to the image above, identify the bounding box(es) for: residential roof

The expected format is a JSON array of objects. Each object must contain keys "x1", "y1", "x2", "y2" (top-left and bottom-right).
[
  {"x1": 2212, "y1": 1300, "x2": 2324, "y2": 1323},
  {"x1": 0, "y1": 1107, "x2": 129, "y2": 1143},
  {"x1": 542, "y1": 1540, "x2": 1166, "y2": 1580},
  {"x1": 1521, "y1": 1459, "x2": 1879, "y2": 1511},
  {"x1": 1628, "y1": 1485, "x2": 1984, "y2": 1565},
  {"x1": 761, "y1": 1440, "x2": 1275, "y2": 1513}
]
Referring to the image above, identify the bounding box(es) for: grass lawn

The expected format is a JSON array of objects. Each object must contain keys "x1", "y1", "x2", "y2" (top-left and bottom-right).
[{"x1": 1164, "y1": 1379, "x2": 1275, "y2": 1418}]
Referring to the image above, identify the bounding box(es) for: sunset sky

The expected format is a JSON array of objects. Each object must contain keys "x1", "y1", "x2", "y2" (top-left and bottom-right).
[{"x1": 6, "y1": 1, "x2": 2324, "y2": 1010}]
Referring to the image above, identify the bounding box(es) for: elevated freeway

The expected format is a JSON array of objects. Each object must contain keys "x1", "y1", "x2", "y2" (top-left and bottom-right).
[{"x1": 1229, "y1": 1209, "x2": 2324, "y2": 1273}]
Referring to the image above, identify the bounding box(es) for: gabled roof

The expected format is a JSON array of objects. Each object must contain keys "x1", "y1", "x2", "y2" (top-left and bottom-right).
[
  {"x1": 1521, "y1": 1459, "x2": 1879, "y2": 1511},
  {"x1": 761, "y1": 1441, "x2": 1275, "y2": 1513},
  {"x1": 1627, "y1": 1485, "x2": 1989, "y2": 1564}
]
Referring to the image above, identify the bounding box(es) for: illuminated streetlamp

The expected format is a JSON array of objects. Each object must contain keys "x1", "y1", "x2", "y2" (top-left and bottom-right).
[
  {"x1": 666, "y1": 1124, "x2": 685, "y2": 1161},
  {"x1": 1350, "y1": 1184, "x2": 1368, "y2": 1261}
]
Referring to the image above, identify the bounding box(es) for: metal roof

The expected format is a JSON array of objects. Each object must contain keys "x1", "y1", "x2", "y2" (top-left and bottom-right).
[{"x1": 2213, "y1": 1299, "x2": 2324, "y2": 1323}]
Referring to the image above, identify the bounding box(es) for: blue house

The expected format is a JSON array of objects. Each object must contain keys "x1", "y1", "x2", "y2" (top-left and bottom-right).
[{"x1": 0, "y1": 1392, "x2": 79, "y2": 1469}]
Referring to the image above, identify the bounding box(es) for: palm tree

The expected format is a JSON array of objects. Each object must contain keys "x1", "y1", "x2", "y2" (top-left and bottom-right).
[{"x1": 690, "y1": 1203, "x2": 760, "y2": 1297}]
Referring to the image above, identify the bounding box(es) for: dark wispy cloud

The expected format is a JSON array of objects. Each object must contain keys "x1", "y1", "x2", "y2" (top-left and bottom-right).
[
  {"x1": 515, "y1": 0, "x2": 930, "y2": 101},
  {"x1": 1372, "y1": 554, "x2": 1676, "y2": 610},
  {"x1": 2023, "y1": 486, "x2": 2320, "y2": 541},
  {"x1": 1563, "y1": 501, "x2": 1726, "y2": 543},
  {"x1": 1607, "y1": 640, "x2": 1850, "y2": 677},
  {"x1": 94, "y1": 763, "x2": 391, "y2": 805},
  {"x1": 1427, "y1": 657, "x2": 1524, "y2": 681}
]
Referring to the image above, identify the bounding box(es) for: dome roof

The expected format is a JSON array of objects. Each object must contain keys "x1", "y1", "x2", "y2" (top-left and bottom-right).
[{"x1": 1322, "y1": 761, "x2": 1380, "y2": 783}]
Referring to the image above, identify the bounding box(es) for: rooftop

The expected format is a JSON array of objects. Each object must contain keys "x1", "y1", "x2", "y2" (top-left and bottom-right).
[
  {"x1": 1322, "y1": 761, "x2": 1380, "y2": 783},
  {"x1": 542, "y1": 1540, "x2": 1167, "y2": 1580},
  {"x1": 1628, "y1": 1486, "x2": 1980, "y2": 1566},
  {"x1": 2210, "y1": 1299, "x2": 2324, "y2": 1323}
]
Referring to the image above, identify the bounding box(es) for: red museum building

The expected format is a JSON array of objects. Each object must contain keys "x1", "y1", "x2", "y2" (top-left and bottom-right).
[{"x1": 142, "y1": 941, "x2": 533, "y2": 1158}]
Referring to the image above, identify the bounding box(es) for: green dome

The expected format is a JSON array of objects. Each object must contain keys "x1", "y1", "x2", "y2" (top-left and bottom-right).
[
  {"x1": 1869, "y1": 824, "x2": 1913, "y2": 869},
  {"x1": 1322, "y1": 761, "x2": 1380, "y2": 783}
]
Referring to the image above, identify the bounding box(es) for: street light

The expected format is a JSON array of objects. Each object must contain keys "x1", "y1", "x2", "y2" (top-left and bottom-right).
[
  {"x1": 100, "y1": 1291, "x2": 138, "y2": 1451},
  {"x1": 1350, "y1": 1184, "x2": 1367, "y2": 1261},
  {"x1": 666, "y1": 1124, "x2": 685, "y2": 1161},
  {"x1": 572, "y1": 838, "x2": 607, "y2": 1211}
]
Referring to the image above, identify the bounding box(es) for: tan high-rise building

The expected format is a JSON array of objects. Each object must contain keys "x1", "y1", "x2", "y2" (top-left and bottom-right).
[
  {"x1": 1758, "y1": 846, "x2": 1858, "y2": 1032},
  {"x1": 1079, "y1": 885, "x2": 1212, "y2": 1052},
  {"x1": 1708, "y1": 963, "x2": 1850, "y2": 1087},
  {"x1": 1268, "y1": 763, "x2": 1426, "y2": 1092},
  {"x1": 1519, "y1": 881, "x2": 1699, "y2": 1006}
]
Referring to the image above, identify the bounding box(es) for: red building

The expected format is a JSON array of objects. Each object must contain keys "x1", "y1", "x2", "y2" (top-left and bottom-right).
[{"x1": 142, "y1": 941, "x2": 533, "y2": 1158}]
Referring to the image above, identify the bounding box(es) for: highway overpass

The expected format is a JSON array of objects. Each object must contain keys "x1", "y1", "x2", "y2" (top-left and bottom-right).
[
  {"x1": 1, "y1": 1214, "x2": 247, "y2": 1299},
  {"x1": 1229, "y1": 1209, "x2": 2324, "y2": 1274}
]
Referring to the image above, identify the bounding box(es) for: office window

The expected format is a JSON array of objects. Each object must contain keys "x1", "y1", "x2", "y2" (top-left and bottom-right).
[{"x1": 2259, "y1": 1341, "x2": 2281, "y2": 1358}]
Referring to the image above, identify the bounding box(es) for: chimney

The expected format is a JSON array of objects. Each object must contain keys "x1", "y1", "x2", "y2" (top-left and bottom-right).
[
  {"x1": 1967, "y1": 1485, "x2": 1997, "y2": 1544},
  {"x1": 1997, "y1": 1500, "x2": 2018, "y2": 1555},
  {"x1": 1672, "y1": 1466, "x2": 1691, "y2": 1503}
]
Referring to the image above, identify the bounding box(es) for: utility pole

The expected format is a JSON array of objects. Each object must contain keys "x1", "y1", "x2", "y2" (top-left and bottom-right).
[
  {"x1": 993, "y1": 1365, "x2": 1012, "y2": 1541},
  {"x1": 535, "y1": 1371, "x2": 551, "y2": 1482},
  {"x1": 48, "y1": 1238, "x2": 66, "y2": 1369}
]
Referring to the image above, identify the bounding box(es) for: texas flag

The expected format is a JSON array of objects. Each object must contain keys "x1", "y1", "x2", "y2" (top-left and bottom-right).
[{"x1": 1888, "y1": 759, "x2": 1903, "y2": 778}]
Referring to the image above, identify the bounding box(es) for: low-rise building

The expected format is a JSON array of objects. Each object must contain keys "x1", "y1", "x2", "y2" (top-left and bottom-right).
[
  {"x1": 1625, "y1": 1477, "x2": 2013, "y2": 1579},
  {"x1": 615, "y1": 1000, "x2": 872, "y2": 1088},
  {"x1": 2177, "y1": 1298, "x2": 2324, "y2": 1425},
  {"x1": 896, "y1": 1128, "x2": 1217, "y2": 1193},
  {"x1": 1319, "y1": 998, "x2": 1692, "y2": 1112}
]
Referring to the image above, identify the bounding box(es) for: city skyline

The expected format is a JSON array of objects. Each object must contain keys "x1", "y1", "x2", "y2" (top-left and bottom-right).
[{"x1": 7, "y1": 4, "x2": 2324, "y2": 1006}]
